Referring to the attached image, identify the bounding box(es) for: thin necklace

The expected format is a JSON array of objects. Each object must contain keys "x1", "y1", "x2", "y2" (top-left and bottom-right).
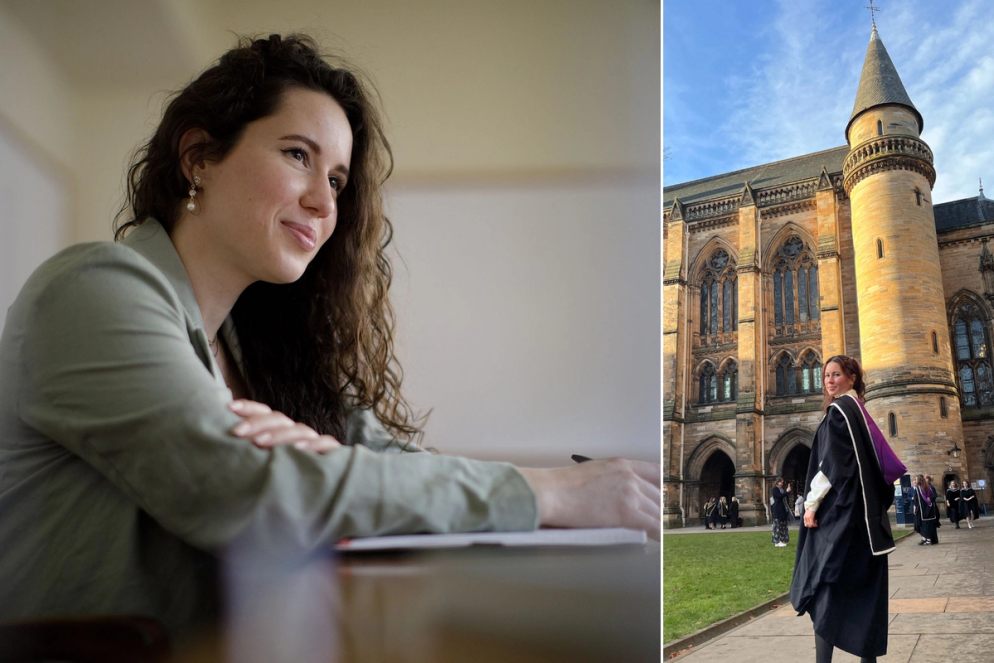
[{"x1": 209, "y1": 335, "x2": 219, "y2": 358}]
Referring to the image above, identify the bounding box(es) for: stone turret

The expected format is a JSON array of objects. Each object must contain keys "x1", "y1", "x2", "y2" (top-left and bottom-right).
[{"x1": 843, "y1": 26, "x2": 965, "y2": 478}]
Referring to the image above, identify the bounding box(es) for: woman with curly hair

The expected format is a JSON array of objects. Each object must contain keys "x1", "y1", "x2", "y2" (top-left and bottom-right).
[
  {"x1": 789, "y1": 355, "x2": 906, "y2": 663},
  {"x1": 0, "y1": 34, "x2": 659, "y2": 638}
]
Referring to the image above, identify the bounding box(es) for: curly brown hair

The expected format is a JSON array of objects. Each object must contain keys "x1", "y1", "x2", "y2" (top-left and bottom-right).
[{"x1": 115, "y1": 34, "x2": 424, "y2": 443}]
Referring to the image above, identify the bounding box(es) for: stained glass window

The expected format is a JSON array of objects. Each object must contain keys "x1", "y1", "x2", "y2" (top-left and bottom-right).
[
  {"x1": 700, "y1": 375, "x2": 706, "y2": 402},
  {"x1": 956, "y1": 320, "x2": 970, "y2": 359},
  {"x1": 723, "y1": 373, "x2": 732, "y2": 402},
  {"x1": 979, "y1": 364, "x2": 994, "y2": 406},
  {"x1": 784, "y1": 270, "x2": 795, "y2": 325},
  {"x1": 813, "y1": 363, "x2": 822, "y2": 390},
  {"x1": 971, "y1": 318, "x2": 986, "y2": 358},
  {"x1": 723, "y1": 279, "x2": 732, "y2": 332},
  {"x1": 798, "y1": 268, "x2": 808, "y2": 322},
  {"x1": 774, "y1": 272, "x2": 783, "y2": 325},
  {"x1": 709, "y1": 374, "x2": 717, "y2": 402},
  {"x1": 710, "y1": 281, "x2": 718, "y2": 335},
  {"x1": 776, "y1": 355, "x2": 794, "y2": 396},
  {"x1": 962, "y1": 366, "x2": 977, "y2": 407},
  {"x1": 801, "y1": 366, "x2": 810, "y2": 392},
  {"x1": 700, "y1": 281, "x2": 709, "y2": 335},
  {"x1": 776, "y1": 366, "x2": 785, "y2": 396},
  {"x1": 808, "y1": 266, "x2": 819, "y2": 320}
]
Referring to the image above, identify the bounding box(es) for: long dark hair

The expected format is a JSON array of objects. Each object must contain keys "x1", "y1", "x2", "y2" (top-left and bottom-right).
[
  {"x1": 115, "y1": 34, "x2": 424, "y2": 443},
  {"x1": 822, "y1": 354, "x2": 866, "y2": 412}
]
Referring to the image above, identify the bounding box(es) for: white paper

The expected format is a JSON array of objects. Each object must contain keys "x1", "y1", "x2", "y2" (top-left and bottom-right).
[{"x1": 334, "y1": 528, "x2": 647, "y2": 552}]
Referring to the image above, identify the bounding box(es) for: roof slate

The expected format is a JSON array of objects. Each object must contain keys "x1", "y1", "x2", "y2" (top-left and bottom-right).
[
  {"x1": 934, "y1": 196, "x2": 994, "y2": 232},
  {"x1": 663, "y1": 146, "x2": 849, "y2": 208},
  {"x1": 847, "y1": 27, "x2": 922, "y2": 140}
]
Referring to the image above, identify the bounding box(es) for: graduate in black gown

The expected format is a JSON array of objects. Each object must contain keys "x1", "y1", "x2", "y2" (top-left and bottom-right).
[
  {"x1": 913, "y1": 473, "x2": 938, "y2": 545},
  {"x1": 718, "y1": 496, "x2": 729, "y2": 529},
  {"x1": 945, "y1": 481, "x2": 961, "y2": 529},
  {"x1": 703, "y1": 496, "x2": 717, "y2": 529},
  {"x1": 960, "y1": 481, "x2": 980, "y2": 528},
  {"x1": 771, "y1": 478, "x2": 792, "y2": 546},
  {"x1": 729, "y1": 496, "x2": 739, "y2": 528},
  {"x1": 790, "y1": 356, "x2": 903, "y2": 663}
]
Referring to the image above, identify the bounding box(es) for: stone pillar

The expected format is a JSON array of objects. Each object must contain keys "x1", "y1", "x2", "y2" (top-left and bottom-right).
[
  {"x1": 815, "y1": 167, "x2": 846, "y2": 359},
  {"x1": 663, "y1": 200, "x2": 687, "y2": 528},
  {"x1": 734, "y1": 183, "x2": 768, "y2": 526}
]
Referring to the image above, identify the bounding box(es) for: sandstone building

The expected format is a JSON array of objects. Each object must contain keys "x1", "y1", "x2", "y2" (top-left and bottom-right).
[{"x1": 663, "y1": 26, "x2": 994, "y2": 528}]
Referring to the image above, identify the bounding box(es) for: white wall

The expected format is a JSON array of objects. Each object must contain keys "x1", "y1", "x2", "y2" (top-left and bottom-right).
[
  {"x1": 0, "y1": 4, "x2": 73, "y2": 336},
  {"x1": 387, "y1": 175, "x2": 659, "y2": 465}
]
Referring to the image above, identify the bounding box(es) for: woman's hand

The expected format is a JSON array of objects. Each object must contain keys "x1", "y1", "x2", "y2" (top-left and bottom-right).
[
  {"x1": 518, "y1": 458, "x2": 661, "y2": 540},
  {"x1": 228, "y1": 399, "x2": 342, "y2": 453},
  {"x1": 803, "y1": 509, "x2": 818, "y2": 528}
]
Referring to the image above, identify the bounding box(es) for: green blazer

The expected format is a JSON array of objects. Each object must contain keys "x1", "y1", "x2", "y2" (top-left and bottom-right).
[{"x1": 0, "y1": 219, "x2": 537, "y2": 636}]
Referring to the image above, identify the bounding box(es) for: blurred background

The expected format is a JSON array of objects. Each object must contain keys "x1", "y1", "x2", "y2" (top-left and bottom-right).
[{"x1": 0, "y1": 0, "x2": 660, "y2": 466}]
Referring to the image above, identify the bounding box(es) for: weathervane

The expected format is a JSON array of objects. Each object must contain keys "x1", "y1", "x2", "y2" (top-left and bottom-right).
[{"x1": 864, "y1": 0, "x2": 881, "y2": 29}]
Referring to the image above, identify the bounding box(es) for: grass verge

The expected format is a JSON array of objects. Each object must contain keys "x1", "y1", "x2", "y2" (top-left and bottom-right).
[{"x1": 663, "y1": 527, "x2": 911, "y2": 643}]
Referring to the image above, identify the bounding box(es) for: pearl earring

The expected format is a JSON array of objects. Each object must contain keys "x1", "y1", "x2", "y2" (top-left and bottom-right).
[{"x1": 187, "y1": 176, "x2": 202, "y2": 212}]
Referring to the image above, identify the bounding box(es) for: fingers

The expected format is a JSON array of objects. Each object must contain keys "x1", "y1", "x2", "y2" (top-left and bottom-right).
[
  {"x1": 228, "y1": 399, "x2": 273, "y2": 416},
  {"x1": 627, "y1": 459, "x2": 661, "y2": 487},
  {"x1": 227, "y1": 402, "x2": 342, "y2": 454}
]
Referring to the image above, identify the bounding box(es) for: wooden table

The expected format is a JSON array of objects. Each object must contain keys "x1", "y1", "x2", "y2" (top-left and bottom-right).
[{"x1": 179, "y1": 541, "x2": 660, "y2": 663}]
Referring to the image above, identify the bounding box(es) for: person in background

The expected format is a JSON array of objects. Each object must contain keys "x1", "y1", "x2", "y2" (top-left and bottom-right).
[
  {"x1": 730, "y1": 496, "x2": 740, "y2": 528},
  {"x1": 925, "y1": 476, "x2": 941, "y2": 531},
  {"x1": 771, "y1": 477, "x2": 790, "y2": 547},
  {"x1": 911, "y1": 476, "x2": 923, "y2": 541},
  {"x1": 913, "y1": 473, "x2": 939, "y2": 545},
  {"x1": 945, "y1": 480, "x2": 961, "y2": 529},
  {"x1": 790, "y1": 355, "x2": 901, "y2": 663},
  {"x1": 960, "y1": 481, "x2": 979, "y2": 529},
  {"x1": 795, "y1": 491, "x2": 805, "y2": 522},
  {"x1": 703, "y1": 496, "x2": 717, "y2": 529},
  {"x1": 718, "y1": 496, "x2": 729, "y2": 529}
]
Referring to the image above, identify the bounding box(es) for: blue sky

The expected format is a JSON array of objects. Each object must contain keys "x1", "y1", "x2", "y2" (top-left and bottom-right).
[{"x1": 663, "y1": 0, "x2": 994, "y2": 204}]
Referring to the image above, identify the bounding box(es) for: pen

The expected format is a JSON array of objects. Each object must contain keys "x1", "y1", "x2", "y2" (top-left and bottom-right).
[{"x1": 571, "y1": 454, "x2": 593, "y2": 463}]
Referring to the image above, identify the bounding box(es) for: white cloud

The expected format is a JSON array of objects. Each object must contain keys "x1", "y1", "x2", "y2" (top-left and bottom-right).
[{"x1": 706, "y1": 0, "x2": 994, "y2": 203}]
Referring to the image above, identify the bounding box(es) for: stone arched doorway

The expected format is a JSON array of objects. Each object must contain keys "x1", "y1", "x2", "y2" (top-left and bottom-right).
[
  {"x1": 701, "y1": 450, "x2": 735, "y2": 505},
  {"x1": 782, "y1": 445, "x2": 811, "y2": 496},
  {"x1": 767, "y1": 427, "x2": 814, "y2": 502},
  {"x1": 685, "y1": 436, "x2": 737, "y2": 525}
]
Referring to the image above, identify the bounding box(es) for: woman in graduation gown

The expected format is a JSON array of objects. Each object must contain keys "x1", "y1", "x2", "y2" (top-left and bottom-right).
[
  {"x1": 729, "y1": 496, "x2": 739, "y2": 528},
  {"x1": 771, "y1": 478, "x2": 792, "y2": 546},
  {"x1": 703, "y1": 496, "x2": 717, "y2": 529},
  {"x1": 960, "y1": 481, "x2": 979, "y2": 528},
  {"x1": 789, "y1": 355, "x2": 906, "y2": 663},
  {"x1": 718, "y1": 496, "x2": 730, "y2": 529},
  {"x1": 945, "y1": 480, "x2": 961, "y2": 529},
  {"x1": 913, "y1": 474, "x2": 939, "y2": 545}
]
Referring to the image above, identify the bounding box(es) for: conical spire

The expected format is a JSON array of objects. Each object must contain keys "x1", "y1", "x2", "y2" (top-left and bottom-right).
[{"x1": 845, "y1": 27, "x2": 923, "y2": 142}]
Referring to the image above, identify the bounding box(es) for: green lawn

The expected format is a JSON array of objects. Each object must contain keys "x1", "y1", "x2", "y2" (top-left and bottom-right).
[{"x1": 663, "y1": 528, "x2": 912, "y2": 643}]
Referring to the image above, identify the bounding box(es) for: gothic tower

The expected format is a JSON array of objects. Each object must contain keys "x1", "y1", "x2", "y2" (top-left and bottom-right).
[{"x1": 843, "y1": 26, "x2": 967, "y2": 478}]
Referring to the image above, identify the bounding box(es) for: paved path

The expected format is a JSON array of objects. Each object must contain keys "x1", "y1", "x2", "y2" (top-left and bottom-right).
[{"x1": 671, "y1": 518, "x2": 994, "y2": 662}]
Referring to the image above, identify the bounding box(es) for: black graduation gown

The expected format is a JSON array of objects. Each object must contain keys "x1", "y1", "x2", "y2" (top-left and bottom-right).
[
  {"x1": 946, "y1": 488, "x2": 960, "y2": 523},
  {"x1": 704, "y1": 502, "x2": 716, "y2": 527},
  {"x1": 729, "y1": 501, "x2": 739, "y2": 527},
  {"x1": 913, "y1": 488, "x2": 938, "y2": 543},
  {"x1": 771, "y1": 486, "x2": 790, "y2": 522},
  {"x1": 718, "y1": 500, "x2": 729, "y2": 525},
  {"x1": 960, "y1": 488, "x2": 980, "y2": 519},
  {"x1": 789, "y1": 395, "x2": 894, "y2": 658}
]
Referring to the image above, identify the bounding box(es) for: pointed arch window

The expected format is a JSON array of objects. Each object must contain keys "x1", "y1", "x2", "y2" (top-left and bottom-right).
[
  {"x1": 720, "y1": 361, "x2": 738, "y2": 403},
  {"x1": 952, "y1": 300, "x2": 994, "y2": 408},
  {"x1": 698, "y1": 363, "x2": 718, "y2": 404},
  {"x1": 771, "y1": 236, "x2": 819, "y2": 337},
  {"x1": 698, "y1": 248, "x2": 737, "y2": 343},
  {"x1": 798, "y1": 351, "x2": 822, "y2": 394}
]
